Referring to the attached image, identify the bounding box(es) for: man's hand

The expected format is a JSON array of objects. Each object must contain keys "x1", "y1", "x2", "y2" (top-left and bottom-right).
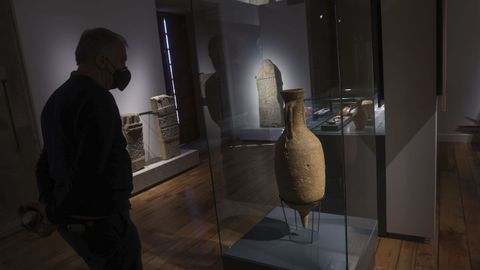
[{"x1": 19, "y1": 202, "x2": 57, "y2": 237}]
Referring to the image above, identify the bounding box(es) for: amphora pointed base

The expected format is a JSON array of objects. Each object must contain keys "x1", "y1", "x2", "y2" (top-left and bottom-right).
[
  {"x1": 281, "y1": 198, "x2": 322, "y2": 227},
  {"x1": 280, "y1": 197, "x2": 322, "y2": 244}
]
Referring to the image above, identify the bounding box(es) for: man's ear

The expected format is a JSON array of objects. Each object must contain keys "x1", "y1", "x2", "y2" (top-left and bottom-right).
[{"x1": 95, "y1": 55, "x2": 106, "y2": 69}]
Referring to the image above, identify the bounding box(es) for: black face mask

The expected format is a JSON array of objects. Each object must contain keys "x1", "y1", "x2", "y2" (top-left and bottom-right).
[{"x1": 111, "y1": 67, "x2": 131, "y2": 91}]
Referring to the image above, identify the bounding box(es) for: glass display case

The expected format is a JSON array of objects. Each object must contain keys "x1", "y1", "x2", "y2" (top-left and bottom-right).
[{"x1": 192, "y1": 0, "x2": 378, "y2": 269}]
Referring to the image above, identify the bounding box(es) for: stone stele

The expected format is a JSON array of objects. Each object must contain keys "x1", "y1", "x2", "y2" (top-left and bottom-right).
[
  {"x1": 256, "y1": 59, "x2": 284, "y2": 128},
  {"x1": 121, "y1": 113, "x2": 146, "y2": 172},
  {"x1": 150, "y1": 95, "x2": 180, "y2": 160}
]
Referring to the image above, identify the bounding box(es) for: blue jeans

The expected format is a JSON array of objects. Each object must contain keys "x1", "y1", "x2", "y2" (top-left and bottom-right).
[{"x1": 58, "y1": 212, "x2": 142, "y2": 270}]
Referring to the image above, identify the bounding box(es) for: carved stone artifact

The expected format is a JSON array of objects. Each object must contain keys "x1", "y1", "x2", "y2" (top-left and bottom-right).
[
  {"x1": 159, "y1": 113, "x2": 178, "y2": 129},
  {"x1": 353, "y1": 99, "x2": 374, "y2": 130},
  {"x1": 256, "y1": 59, "x2": 284, "y2": 128},
  {"x1": 341, "y1": 105, "x2": 353, "y2": 116},
  {"x1": 151, "y1": 95, "x2": 180, "y2": 160},
  {"x1": 274, "y1": 89, "x2": 326, "y2": 227},
  {"x1": 121, "y1": 113, "x2": 146, "y2": 172}
]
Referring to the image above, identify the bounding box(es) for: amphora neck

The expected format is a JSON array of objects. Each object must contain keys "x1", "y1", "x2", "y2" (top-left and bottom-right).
[{"x1": 281, "y1": 89, "x2": 305, "y2": 139}]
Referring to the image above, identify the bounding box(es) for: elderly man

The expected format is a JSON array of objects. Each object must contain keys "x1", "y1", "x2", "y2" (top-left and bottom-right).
[{"x1": 35, "y1": 28, "x2": 142, "y2": 269}]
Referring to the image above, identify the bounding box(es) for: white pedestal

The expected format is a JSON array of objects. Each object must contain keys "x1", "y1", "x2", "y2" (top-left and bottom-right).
[
  {"x1": 225, "y1": 207, "x2": 377, "y2": 270},
  {"x1": 132, "y1": 149, "x2": 200, "y2": 195}
]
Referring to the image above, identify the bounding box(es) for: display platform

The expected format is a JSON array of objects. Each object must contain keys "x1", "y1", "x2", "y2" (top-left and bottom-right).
[
  {"x1": 132, "y1": 149, "x2": 199, "y2": 195},
  {"x1": 309, "y1": 105, "x2": 385, "y2": 137},
  {"x1": 224, "y1": 207, "x2": 377, "y2": 270}
]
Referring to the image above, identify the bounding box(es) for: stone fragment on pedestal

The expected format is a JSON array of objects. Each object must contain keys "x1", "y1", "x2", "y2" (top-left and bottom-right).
[
  {"x1": 121, "y1": 113, "x2": 146, "y2": 172},
  {"x1": 151, "y1": 95, "x2": 181, "y2": 160},
  {"x1": 159, "y1": 113, "x2": 178, "y2": 129},
  {"x1": 256, "y1": 59, "x2": 284, "y2": 128}
]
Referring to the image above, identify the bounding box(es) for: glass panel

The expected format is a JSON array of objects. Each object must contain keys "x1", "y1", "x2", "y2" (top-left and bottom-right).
[
  {"x1": 192, "y1": 0, "x2": 378, "y2": 269},
  {"x1": 335, "y1": 0, "x2": 379, "y2": 268}
]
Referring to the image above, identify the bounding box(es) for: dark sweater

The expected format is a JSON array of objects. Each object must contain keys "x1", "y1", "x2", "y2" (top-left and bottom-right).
[{"x1": 36, "y1": 72, "x2": 132, "y2": 223}]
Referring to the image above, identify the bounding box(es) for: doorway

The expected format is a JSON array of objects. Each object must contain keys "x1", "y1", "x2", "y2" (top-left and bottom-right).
[{"x1": 157, "y1": 12, "x2": 200, "y2": 144}]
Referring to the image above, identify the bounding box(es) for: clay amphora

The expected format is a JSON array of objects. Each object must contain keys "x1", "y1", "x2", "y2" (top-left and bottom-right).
[{"x1": 274, "y1": 89, "x2": 326, "y2": 227}]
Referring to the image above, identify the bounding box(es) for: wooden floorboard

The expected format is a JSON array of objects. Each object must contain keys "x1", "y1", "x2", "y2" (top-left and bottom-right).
[
  {"x1": 438, "y1": 144, "x2": 470, "y2": 270},
  {"x1": 414, "y1": 242, "x2": 435, "y2": 270},
  {"x1": 375, "y1": 238, "x2": 402, "y2": 269},
  {"x1": 1, "y1": 142, "x2": 480, "y2": 269},
  {"x1": 462, "y1": 144, "x2": 480, "y2": 270},
  {"x1": 397, "y1": 241, "x2": 417, "y2": 270}
]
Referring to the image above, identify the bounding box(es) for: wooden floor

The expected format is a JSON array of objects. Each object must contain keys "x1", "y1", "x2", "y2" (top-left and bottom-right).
[
  {"x1": 374, "y1": 143, "x2": 480, "y2": 270},
  {"x1": 0, "y1": 159, "x2": 222, "y2": 270},
  {"x1": 0, "y1": 142, "x2": 479, "y2": 269},
  {"x1": 375, "y1": 237, "x2": 436, "y2": 270}
]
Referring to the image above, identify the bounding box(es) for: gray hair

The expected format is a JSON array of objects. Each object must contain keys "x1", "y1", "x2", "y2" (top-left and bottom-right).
[{"x1": 75, "y1": 28, "x2": 128, "y2": 65}]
